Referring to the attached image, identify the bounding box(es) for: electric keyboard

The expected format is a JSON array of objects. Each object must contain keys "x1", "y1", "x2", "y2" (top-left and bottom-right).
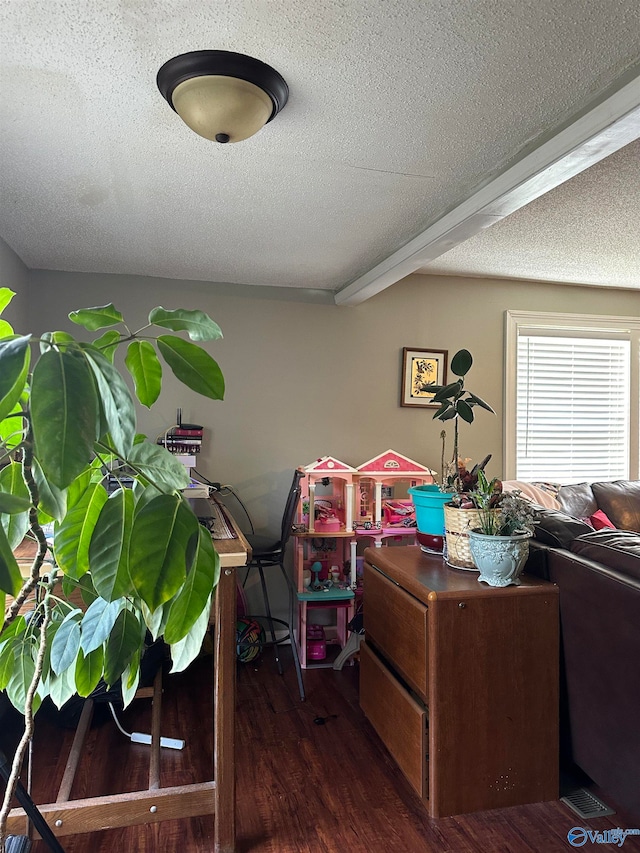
[{"x1": 198, "y1": 500, "x2": 237, "y2": 540}]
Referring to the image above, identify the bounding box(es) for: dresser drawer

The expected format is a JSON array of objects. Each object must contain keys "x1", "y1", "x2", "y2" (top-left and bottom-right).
[
  {"x1": 363, "y1": 561, "x2": 429, "y2": 701},
  {"x1": 360, "y1": 641, "x2": 428, "y2": 799}
]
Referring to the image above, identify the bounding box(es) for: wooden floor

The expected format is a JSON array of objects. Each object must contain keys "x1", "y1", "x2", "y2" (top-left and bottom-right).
[{"x1": 4, "y1": 642, "x2": 640, "y2": 853}]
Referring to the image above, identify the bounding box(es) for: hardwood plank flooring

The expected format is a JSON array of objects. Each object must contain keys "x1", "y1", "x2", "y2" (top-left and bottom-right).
[{"x1": 3, "y1": 642, "x2": 640, "y2": 853}]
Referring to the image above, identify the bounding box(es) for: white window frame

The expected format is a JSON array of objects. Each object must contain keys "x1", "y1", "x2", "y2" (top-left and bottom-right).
[{"x1": 504, "y1": 310, "x2": 640, "y2": 481}]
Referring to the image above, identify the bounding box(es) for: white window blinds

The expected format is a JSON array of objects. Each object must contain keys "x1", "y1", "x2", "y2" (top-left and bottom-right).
[{"x1": 516, "y1": 333, "x2": 630, "y2": 483}]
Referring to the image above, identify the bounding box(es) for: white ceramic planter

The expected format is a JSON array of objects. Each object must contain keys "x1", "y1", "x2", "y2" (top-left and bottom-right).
[{"x1": 468, "y1": 530, "x2": 532, "y2": 587}]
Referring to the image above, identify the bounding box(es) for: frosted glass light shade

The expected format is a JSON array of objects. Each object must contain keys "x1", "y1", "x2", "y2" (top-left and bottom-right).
[
  {"x1": 157, "y1": 50, "x2": 289, "y2": 145},
  {"x1": 171, "y1": 75, "x2": 274, "y2": 143}
]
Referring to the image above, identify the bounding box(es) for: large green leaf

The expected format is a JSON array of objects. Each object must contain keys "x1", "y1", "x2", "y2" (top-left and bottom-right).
[
  {"x1": 63, "y1": 572, "x2": 98, "y2": 609},
  {"x1": 0, "y1": 613, "x2": 27, "y2": 644},
  {"x1": 54, "y1": 482, "x2": 109, "y2": 578},
  {"x1": 104, "y1": 608, "x2": 141, "y2": 687},
  {"x1": 0, "y1": 320, "x2": 13, "y2": 337},
  {"x1": 0, "y1": 335, "x2": 30, "y2": 422},
  {"x1": 48, "y1": 666, "x2": 76, "y2": 710},
  {"x1": 140, "y1": 599, "x2": 169, "y2": 641},
  {"x1": 0, "y1": 617, "x2": 27, "y2": 691},
  {"x1": 0, "y1": 400, "x2": 24, "y2": 451},
  {"x1": 31, "y1": 349, "x2": 98, "y2": 489},
  {"x1": 82, "y1": 347, "x2": 135, "y2": 460},
  {"x1": 450, "y1": 349, "x2": 473, "y2": 377},
  {"x1": 129, "y1": 495, "x2": 198, "y2": 612},
  {"x1": 0, "y1": 633, "x2": 18, "y2": 690},
  {"x1": 164, "y1": 526, "x2": 219, "y2": 643},
  {"x1": 157, "y1": 335, "x2": 225, "y2": 400},
  {"x1": 0, "y1": 462, "x2": 31, "y2": 549},
  {"x1": 0, "y1": 521, "x2": 22, "y2": 595},
  {"x1": 120, "y1": 656, "x2": 140, "y2": 708},
  {"x1": 0, "y1": 461, "x2": 30, "y2": 513},
  {"x1": 69, "y1": 304, "x2": 123, "y2": 331},
  {"x1": 32, "y1": 457, "x2": 67, "y2": 522},
  {"x1": 66, "y1": 470, "x2": 92, "y2": 507},
  {"x1": 431, "y1": 380, "x2": 462, "y2": 403},
  {"x1": 80, "y1": 597, "x2": 122, "y2": 655},
  {"x1": 91, "y1": 329, "x2": 121, "y2": 363},
  {"x1": 169, "y1": 593, "x2": 212, "y2": 673},
  {"x1": 127, "y1": 441, "x2": 189, "y2": 491},
  {"x1": 89, "y1": 489, "x2": 134, "y2": 601},
  {"x1": 436, "y1": 407, "x2": 457, "y2": 421},
  {"x1": 149, "y1": 307, "x2": 223, "y2": 342},
  {"x1": 74, "y1": 645, "x2": 105, "y2": 697},
  {"x1": 467, "y1": 392, "x2": 496, "y2": 414},
  {"x1": 0, "y1": 287, "x2": 15, "y2": 314},
  {"x1": 39, "y1": 331, "x2": 75, "y2": 354},
  {"x1": 6, "y1": 643, "x2": 36, "y2": 713},
  {"x1": 125, "y1": 340, "x2": 162, "y2": 408},
  {"x1": 456, "y1": 399, "x2": 475, "y2": 423},
  {"x1": 50, "y1": 609, "x2": 82, "y2": 675},
  {"x1": 1, "y1": 508, "x2": 29, "y2": 551},
  {"x1": 39, "y1": 616, "x2": 63, "y2": 687}
]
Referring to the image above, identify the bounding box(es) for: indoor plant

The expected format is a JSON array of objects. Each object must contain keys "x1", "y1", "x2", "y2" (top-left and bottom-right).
[
  {"x1": 0, "y1": 288, "x2": 225, "y2": 848},
  {"x1": 466, "y1": 471, "x2": 536, "y2": 586},
  {"x1": 425, "y1": 349, "x2": 496, "y2": 567},
  {"x1": 428, "y1": 349, "x2": 495, "y2": 493}
]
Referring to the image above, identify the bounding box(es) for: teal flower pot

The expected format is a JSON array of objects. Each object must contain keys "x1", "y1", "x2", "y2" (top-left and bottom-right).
[
  {"x1": 468, "y1": 530, "x2": 532, "y2": 586},
  {"x1": 409, "y1": 485, "x2": 455, "y2": 554}
]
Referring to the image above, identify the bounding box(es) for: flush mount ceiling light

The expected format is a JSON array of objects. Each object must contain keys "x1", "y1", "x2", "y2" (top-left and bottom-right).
[{"x1": 157, "y1": 50, "x2": 289, "y2": 144}]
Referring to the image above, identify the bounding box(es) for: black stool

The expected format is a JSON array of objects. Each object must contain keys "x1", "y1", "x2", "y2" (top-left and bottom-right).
[{"x1": 242, "y1": 470, "x2": 305, "y2": 701}]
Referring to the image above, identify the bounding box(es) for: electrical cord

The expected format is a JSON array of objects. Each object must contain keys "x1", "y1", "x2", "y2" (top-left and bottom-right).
[
  {"x1": 156, "y1": 424, "x2": 180, "y2": 448},
  {"x1": 191, "y1": 469, "x2": 255, "y2": 534},
  {"x1": 218, "y1": 485, "x2": 255, "y2": 534}
]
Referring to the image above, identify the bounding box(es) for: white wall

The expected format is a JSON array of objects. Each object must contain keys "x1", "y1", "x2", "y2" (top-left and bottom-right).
[
  {"x1": 0, "y1": 237, "x2": 28, "y2": 329},
  {"x1": 24, "y1": 269, "x2": 640, "y2": 620}
]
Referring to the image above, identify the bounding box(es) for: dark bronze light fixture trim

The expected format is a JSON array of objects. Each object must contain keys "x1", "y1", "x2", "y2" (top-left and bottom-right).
[{"x1": 157, "y1": 50, "x2": 289, "y2": 143}]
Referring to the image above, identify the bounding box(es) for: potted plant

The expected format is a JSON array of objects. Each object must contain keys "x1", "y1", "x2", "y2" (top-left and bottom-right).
[
  {"x1": 429, "y1": 349, "x2": 495, "y2": 492},
  {"x1": 466, "y1": 471, "x2": 536, "y2": 586},
  {"x1": 0, "y1": 288, "x2": 225, "y2": 848},
  {"x1": 420, "y1": 349, "x2": 496, "y2": 567}
]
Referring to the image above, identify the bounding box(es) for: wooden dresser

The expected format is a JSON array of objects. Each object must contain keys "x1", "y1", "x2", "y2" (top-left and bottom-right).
[{"x1": 360, "y1": 545, "x2": 559, "y2": 818}]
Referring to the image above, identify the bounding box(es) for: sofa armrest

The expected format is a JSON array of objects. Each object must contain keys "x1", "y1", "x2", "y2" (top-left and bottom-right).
[
  {"x1": 570, "y1": 529, "x2": 640, "y2": 581},
  {"x1": 533, "y1": 507, "x2": 593, "y2": 549}
]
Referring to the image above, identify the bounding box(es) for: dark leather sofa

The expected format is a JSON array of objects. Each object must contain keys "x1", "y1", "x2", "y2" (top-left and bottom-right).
[{"x1": 527, "y1": 480, "x2": 640, "y2": 820}]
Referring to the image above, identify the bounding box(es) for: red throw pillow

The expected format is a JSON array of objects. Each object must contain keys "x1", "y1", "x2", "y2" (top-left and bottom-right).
[{"x1": 589, "y1": 509, "x2": 616, "y2": 530}]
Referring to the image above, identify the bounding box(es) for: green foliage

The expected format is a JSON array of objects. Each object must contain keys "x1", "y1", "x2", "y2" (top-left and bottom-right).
[
  {"x1": 0, "y1": 286, "x2": 225, "y2": 717},
  {"x1": 125, "y1": 341, "x2": 162, "y2": 408},
  {"x1": 425, "y1": 349, "x2": 495, "y2": 491},
  {"x1": 468, "y1": 471, "x2": 536, "y2": 536}
]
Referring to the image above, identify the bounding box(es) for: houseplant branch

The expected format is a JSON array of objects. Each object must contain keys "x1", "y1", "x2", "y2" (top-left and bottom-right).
[{"x1": 0, "y1": 290, "x2": 226, "y2": 851}]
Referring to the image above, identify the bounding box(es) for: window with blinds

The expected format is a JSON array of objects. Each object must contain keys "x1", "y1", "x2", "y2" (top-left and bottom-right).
[{"x1": 516, "y1": 334, "x2": 630, "y2": 482}]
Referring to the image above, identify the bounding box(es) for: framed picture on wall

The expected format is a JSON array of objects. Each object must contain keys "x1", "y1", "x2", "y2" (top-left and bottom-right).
[{"x1": 401, "y1": 348, "x2": 448, "y2": 408}]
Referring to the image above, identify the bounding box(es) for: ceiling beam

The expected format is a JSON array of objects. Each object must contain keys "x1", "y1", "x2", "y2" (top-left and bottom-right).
[{"x1": 334, "y1": 71, "x2": 640, "y2": 306}]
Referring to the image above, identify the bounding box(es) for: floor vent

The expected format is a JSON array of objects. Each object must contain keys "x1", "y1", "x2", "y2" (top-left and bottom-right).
[{"x1": 561, "y1": 788, "x2": 615, "y2": 819}]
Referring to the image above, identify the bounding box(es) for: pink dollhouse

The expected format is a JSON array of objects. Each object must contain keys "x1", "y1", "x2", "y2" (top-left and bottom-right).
[
  {"x1": 355, "y1": 449, "x2": 435, "y2": 532},
  {"x1": 300, "y1": 456, "x2": 358, "y2": 534},
  {"x1": 294, "y1": 451, "x2": 434, "y2": 669}
]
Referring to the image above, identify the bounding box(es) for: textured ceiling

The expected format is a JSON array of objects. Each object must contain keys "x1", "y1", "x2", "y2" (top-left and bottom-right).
[
  {"x1": 0, "y1": 0, "x2": 639, "y2": 301},
  {"x1": 419, "y1": 138, "x2": 640, "y2": 289}
]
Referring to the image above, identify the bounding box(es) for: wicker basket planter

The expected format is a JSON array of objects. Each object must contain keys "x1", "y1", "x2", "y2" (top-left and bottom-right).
[{"x1": 443, "y1": 504, "x2": 499, "y2": 569}]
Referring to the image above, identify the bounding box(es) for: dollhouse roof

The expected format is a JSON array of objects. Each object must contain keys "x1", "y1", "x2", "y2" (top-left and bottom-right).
[
  {"x1": 303, "y1": 456, "x2": 358, "y2": 474},
  {"x1": 357, "y1": 449, "x2": 434, "y2": 476}
]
